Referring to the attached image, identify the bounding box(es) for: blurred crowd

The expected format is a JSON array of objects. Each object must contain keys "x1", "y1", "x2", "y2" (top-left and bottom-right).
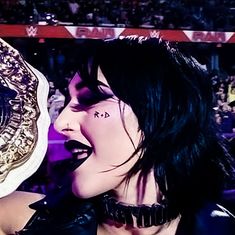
[
  {"x1": 212, "y1": 73, "x2": 235, "y2": 135},
  {"x1": 0, "y1": 0, "x2": 235, "y2": 31}
]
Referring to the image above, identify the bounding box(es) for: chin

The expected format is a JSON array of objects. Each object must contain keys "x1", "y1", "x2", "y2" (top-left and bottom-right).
[
  {"x1": 72, "y1": 181, "x2": 112, "y2": 199},
  {"x1": 72, "y1": 182, "x2": 97, "y2": 199}
]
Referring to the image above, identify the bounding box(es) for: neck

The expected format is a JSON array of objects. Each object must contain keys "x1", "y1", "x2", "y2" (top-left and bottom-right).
[{"x1": 113, "y1": 170, "x2": 161, "y2": 205}]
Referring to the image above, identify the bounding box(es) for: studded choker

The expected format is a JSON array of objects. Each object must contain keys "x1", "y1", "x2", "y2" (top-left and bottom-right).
[{"x1": 100, "y1": 194, "x2": 177, "y2": 228}]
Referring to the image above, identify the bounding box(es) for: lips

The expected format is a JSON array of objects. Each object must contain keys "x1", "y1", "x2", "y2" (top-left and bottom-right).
[
  {"x1": 64, "y1": 140, "x2": 92, "y2": 158},
  {"x1": 64, "y1": 140, "x2": 92, "y2": 171}
]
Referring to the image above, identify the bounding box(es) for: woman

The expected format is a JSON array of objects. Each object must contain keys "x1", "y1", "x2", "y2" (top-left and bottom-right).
[{"x1": 0, "y1": 38, "x2": 235, "y2": 234}]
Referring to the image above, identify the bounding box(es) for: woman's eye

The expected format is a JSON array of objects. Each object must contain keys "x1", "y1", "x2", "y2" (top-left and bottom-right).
[{"x1": 75, "y1": 92, "x2": 113, "y2": 108}]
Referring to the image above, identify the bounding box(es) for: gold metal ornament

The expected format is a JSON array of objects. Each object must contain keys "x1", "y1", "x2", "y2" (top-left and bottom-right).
[{"x1": 0, "y1": 38, "x2": 50, "y2": 197}]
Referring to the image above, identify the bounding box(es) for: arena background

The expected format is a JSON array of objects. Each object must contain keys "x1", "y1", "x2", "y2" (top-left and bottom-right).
[{"x1": 0, "y1": 0, "x2": 235, "y2": 196}]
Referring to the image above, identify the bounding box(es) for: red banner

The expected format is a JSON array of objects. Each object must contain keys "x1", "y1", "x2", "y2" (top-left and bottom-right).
[{"x1": 0, "y1": 24, "x2": 235, "y2": 43}]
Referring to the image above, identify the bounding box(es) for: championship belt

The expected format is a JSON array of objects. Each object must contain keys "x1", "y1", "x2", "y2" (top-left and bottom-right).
[{"x1": 0, "y1": 38, "x2": 50, "y2": 197}]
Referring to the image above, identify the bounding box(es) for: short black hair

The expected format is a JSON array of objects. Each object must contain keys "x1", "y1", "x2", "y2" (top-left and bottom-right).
[{"x1": 75, "y1": 38, "x2": 235, "y2": 216}]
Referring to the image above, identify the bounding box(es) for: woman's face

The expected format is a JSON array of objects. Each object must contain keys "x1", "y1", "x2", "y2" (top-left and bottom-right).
[{"x1": 54, "y1": 69, "x2": 141, "y2": 198}]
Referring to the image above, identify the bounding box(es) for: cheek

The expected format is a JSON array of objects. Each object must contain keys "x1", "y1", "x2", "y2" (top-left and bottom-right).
[
  {"x1": 82, "y1": 104, "x2": 125, "y2": 143},
  {"x1": 81, "y1": 103, "x2": 140, "y2": 163},
  {"x1": 71, "y1": 104, "x2": 141, "y2": 197}
]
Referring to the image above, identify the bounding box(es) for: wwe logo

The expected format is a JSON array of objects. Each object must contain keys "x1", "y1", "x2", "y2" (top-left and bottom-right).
[
  {"x1": 26, "y1": 26, "x2": 38, "y2": 37},
  {"x1": 150, "y1": 30, "x2": 160, "y2": 38}
]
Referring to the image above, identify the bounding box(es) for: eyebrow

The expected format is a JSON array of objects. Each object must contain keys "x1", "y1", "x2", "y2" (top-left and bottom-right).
[
  {"x1": 97, "y1": 80, "x2": 110, "y2": 88},
  {"x1": 75, "y1": 80, "x2": 109, "y2": 90},
  {"x1": 75, "y1": 81, "x2": 86, "y2": 90}
]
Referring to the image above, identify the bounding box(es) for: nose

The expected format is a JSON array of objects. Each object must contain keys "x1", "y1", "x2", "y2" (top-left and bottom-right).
[
  {"x1": 54, "y1": 105, "x2": 74, "y2": 136},
  {"x1": 54, "y1": 104, "x2": 91, "y2": 147}
]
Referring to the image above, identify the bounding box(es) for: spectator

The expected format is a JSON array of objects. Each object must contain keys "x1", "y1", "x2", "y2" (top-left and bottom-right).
[
  {"x1": 48, "y1": 88, "x2": 65, "y2": 123},
  {"x1": 220, "y1": 103, "x2": 234, "y2": 133}
]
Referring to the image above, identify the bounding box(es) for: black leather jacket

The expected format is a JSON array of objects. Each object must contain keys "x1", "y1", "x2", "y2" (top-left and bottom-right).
[{"x1": 16, "y1": 189, "x2": 235, "y2": 235}]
